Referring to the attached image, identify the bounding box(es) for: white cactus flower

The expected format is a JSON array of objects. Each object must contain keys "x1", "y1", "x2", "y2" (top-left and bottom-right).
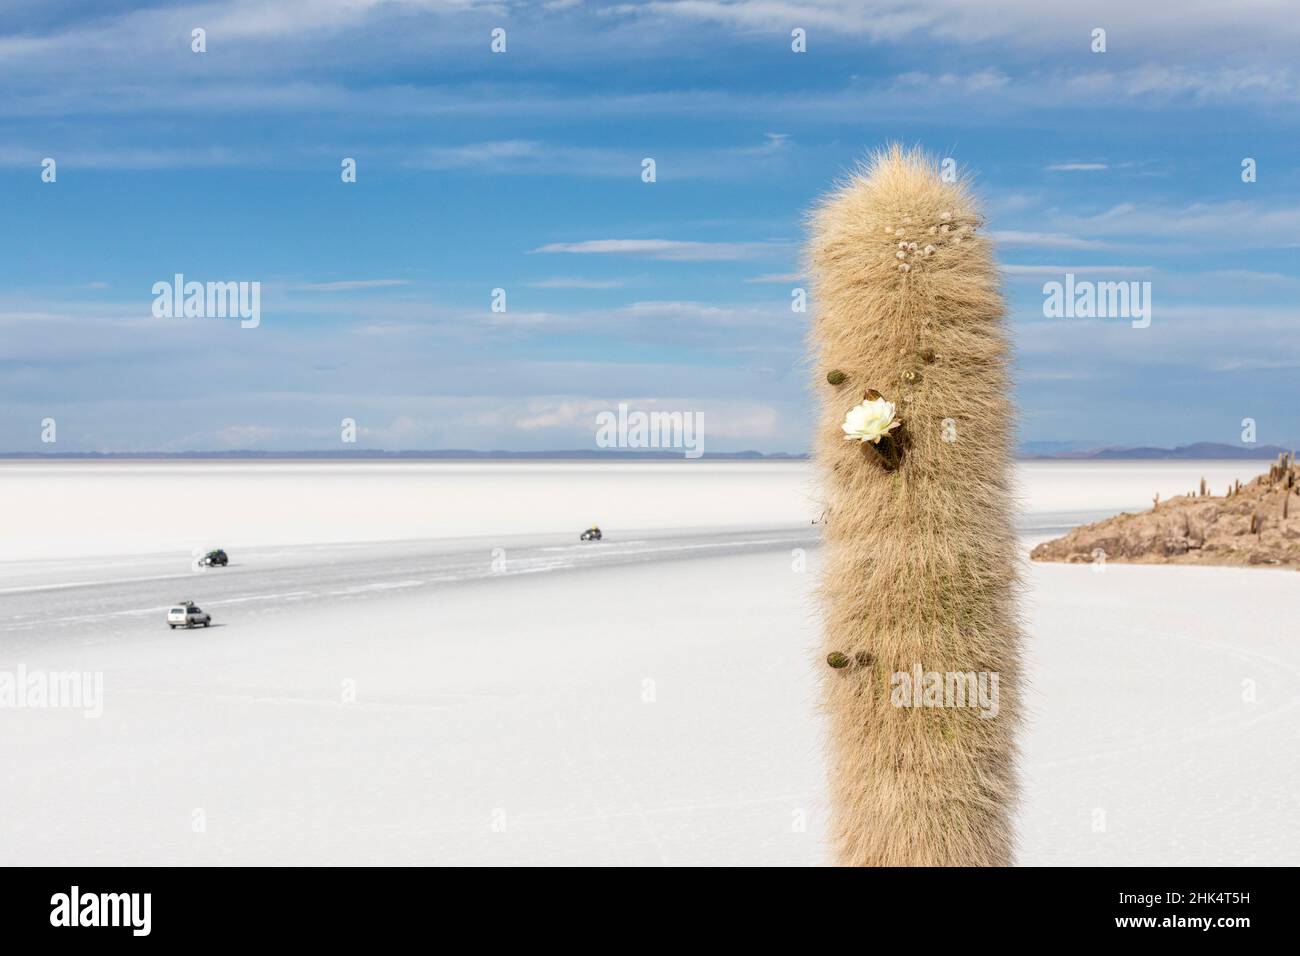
[{"x1": 842, "y1": 397, "x2": 902, "y2": 444}]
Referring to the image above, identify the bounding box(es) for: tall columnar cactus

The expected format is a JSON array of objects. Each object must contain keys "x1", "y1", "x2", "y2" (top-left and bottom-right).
[{"x1": 808, "y1": 146, "x2": 1021, "y2": 866}]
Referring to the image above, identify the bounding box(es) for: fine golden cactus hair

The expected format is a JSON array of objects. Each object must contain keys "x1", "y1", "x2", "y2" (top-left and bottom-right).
[{"x1": 807, "y1": 145, "x2": 1021, "y2": 866}]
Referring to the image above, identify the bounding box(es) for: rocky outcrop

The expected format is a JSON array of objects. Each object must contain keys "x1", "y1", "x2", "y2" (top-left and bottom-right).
[{"x1": 1031, "y1": 452, "x2": 1300, "y2": 569}]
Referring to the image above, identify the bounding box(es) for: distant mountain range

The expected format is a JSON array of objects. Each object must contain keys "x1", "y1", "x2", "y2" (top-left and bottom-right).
[
  {"x1": 2, "y1": 443, "x2": 1292, "y2": 461},
  {"x1": 1021, "y1": 442, "x2": 1297, "y2": 461},
  {"x1": 0, "y1": 449, "x2": 806, "y2": 461}
]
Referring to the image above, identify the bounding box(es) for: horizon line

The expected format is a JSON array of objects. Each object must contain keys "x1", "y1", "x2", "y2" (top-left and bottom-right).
[{"x1": 0, "y1": 441, "x2": 1294, "y2": 462}]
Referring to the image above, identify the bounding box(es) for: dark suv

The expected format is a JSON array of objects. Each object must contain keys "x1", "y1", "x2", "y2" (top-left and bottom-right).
[{"x1": 200, "y1": 549, "x2": 229, "y2": 567}]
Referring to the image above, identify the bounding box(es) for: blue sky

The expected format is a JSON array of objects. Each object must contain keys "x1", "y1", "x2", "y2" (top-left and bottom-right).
[{"x1": 2, "y1": 0, "x2": 1297, "y2": 453}]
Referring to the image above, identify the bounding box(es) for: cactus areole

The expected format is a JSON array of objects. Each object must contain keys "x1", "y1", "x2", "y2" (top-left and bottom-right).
[{"x1": 808, "y1": 146, "x2": 1021, "y2": 866}]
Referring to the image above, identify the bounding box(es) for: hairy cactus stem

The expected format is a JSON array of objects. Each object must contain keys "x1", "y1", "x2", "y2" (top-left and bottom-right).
[{"x1": 809, "y1": 145, "x2": 1019, "y2": 867}]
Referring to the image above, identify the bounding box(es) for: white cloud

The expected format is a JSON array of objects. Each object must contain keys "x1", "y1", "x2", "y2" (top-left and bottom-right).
[
  {"x1": 1046, "y1": 163, "x2": 1108, "y2": 171},
  {"x1": 1002, "y1": 265, "x2": 1152, "y2": 276},
  {"x1": 4, "y1": 67, "x2": 1296, "y2": 143},
  {"x1": 407, "y1": 140, "x2": 627, "y2": 175},
  {"x1": 402, "y1": 135, "x2": 795, "y2": 179},
  {"x1": 614, "y1": 300, "x2": 782, "y2": 326},
  {"x1": 1203, "y1": 270, "x2": 1300, "y2": 288},
  {"x1": 894, "y1": 68, "x2": 1011, "y2": 92},
  {"x1": 212, "y1": 424, "x2": 287, "y2": 447},
  {"x1": 531, "y1": 239, "x2": 784, "y2": 261},
  {"x1": 1211, "y1": 357, "x2": 1300, "y2": 371},
  {"x1": 292, "y1": 279, "x2": 413, "y2": 292},
  {"x1": 624, "y1": 0, "x2": 1300, "y2": 50},
  {"x1": 508, "y1": 396, "x2": 781, "y2": 438},
  {"x1": 1013, "y1": 303, "x2": 1300, "y2": 370},
  {"x1": 515, "y1": 400, "x2": 605, "y2": 431},
  {"x1": 527, "y1": 277, "x2": 627, "y2": 289},
  {"x1": 0, "y1": 145, "x2": 257, "y2": 169},
  {"x1": 1063, "y1": 65, "x2": 1300, "y2": 103},
  {"x1": 1052, "y1": 200, "x2": 1300, "y2": 247},
  {"x1": 991, "y1": 231, "x2": 1111, "y2": 250}
]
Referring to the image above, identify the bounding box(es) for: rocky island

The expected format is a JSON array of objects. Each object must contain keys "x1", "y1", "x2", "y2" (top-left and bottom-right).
[{"x1": 1031, "y1": 452, "x2": 1300, "y2": 569}]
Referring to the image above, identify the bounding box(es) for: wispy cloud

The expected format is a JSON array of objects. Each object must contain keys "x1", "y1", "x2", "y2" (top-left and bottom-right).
[
  {"x1": 1002, "y1": 264, "x2": 1152, "y2": 275},
  {"x1": 1203, "y1": 269, "x2": 1300, "y2": 288},
  {"x1": 406, "y1": 140, "x2": 630, "y2": 176},
  {"x1": 405, "y1": 135, "x2": 796, "y2": 179},
  {"x1": 0, "y1": 145, "x2": 258, "y2": 169},
  {"x1": 527, "y1": 277, "x2": 628, "y2": 289},
  {"x1": 1047, "y1": 162, "x2": 1108, "y2": 171},
  {"x1": 1062, "y1": 65, "x2": 1300, "y2": 104},
  {"x1": 619, "y1": 0, "x2": 1300, "y2": 52},
  {"x1": 614, "y1": 300, "x2": 782, "y2": 325},
  {"x1": 530, "y1": 239, "x2": 786, "y2": 261},
  {"x1": 1055, "y1": 201, "x2": 1300, "y2": 246},
  {"x1": 991, "y1": 231, "x2": 1112, "y2": 250},
  {"x1": 504, "y1": 396, "x2": 781, "y2": 438},
  {"x1": 893, "y1": 68, "x2": 1012, "y2": 93},
  {"x1": 292, "y1": 279, "x2": 414, "y2": 292}
]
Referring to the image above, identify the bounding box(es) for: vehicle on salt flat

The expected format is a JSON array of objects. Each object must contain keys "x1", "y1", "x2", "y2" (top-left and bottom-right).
[{"x1": 168, "y1": 601, "x2": 211, "y2": 629}]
